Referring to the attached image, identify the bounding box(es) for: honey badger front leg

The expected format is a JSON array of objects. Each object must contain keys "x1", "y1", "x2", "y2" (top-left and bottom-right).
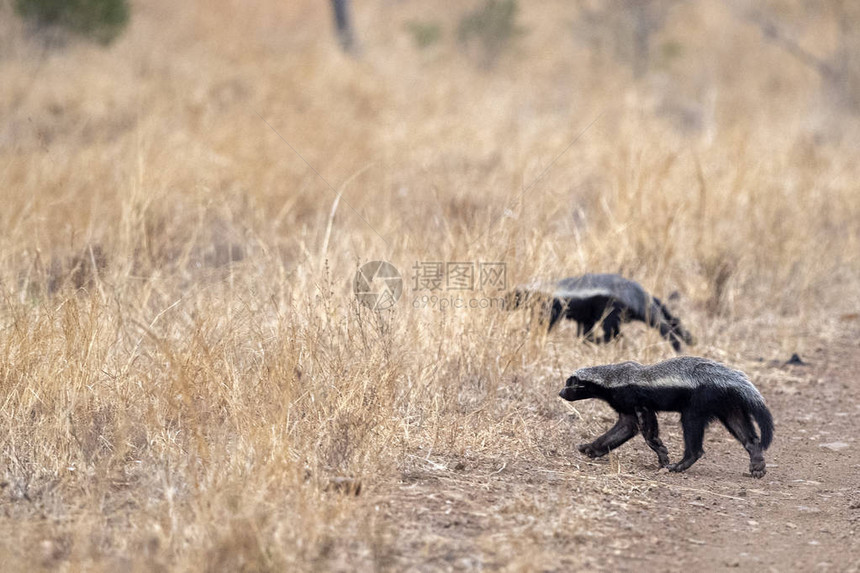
[
  {"x1": 577, "y1": 413, "x2": 639, "y2": 458},
  {"x1": 636, "y1": 407, "x2": 671, "y2": 468}
]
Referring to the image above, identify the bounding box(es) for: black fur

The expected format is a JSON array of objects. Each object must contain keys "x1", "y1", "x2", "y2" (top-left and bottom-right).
[
  {"x1": 559, "y1": 357, "x2": 774, "y2": 478},
  {"x1": 510, "y1": 274, "x2": 693, "y2": 351}
]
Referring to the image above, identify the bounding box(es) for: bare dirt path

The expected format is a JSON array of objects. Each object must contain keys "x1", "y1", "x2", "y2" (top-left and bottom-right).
[{"x1": 373, "y1": 328, "x2": 860, "y2": 572}]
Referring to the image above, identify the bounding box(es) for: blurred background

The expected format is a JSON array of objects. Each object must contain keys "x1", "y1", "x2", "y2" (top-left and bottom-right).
[
  {"x1": 2, "y1": 0, "x2": 858, "y2": 294},
  {"x1": 1, "y1": 1, "x2": 859, "y2": 570}
]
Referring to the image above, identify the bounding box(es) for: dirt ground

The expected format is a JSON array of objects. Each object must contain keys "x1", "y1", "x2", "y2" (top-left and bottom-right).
[{"x1": 373, "y1": 326, "x2": 860, "y2": 572}]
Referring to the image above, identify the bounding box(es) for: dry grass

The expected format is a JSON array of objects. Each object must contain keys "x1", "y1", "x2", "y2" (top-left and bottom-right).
[{"x1": 1, "y1": 0, "x2": 859, "y2": 570}]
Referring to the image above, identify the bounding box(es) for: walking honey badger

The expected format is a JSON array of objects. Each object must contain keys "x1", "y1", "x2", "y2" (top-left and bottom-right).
[
  {"x1": 509, "y1": 274, "x2": 694, "y2": 351},
  {"x1": 559, "y1": 357, "x2": 774, "y2": 477}
]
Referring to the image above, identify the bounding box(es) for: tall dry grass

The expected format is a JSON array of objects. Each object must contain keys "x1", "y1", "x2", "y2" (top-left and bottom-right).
[{"x1": 0, "y1": 0, "x2": 859, "y2": 570}]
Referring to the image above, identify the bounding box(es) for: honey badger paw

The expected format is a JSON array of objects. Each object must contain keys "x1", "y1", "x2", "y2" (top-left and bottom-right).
[
  {"x1": 665, "y1": 451, "x2": 703, "y2": 473},
  {"x1": 749, "y1": 461, "x2": 767, "y2": 478},
  {"x1": 666, "y1": 457, "x2": 698, "y2": 473},
  {"x1": 577, "y1": 443, "x2": 606, "y2": 458}
]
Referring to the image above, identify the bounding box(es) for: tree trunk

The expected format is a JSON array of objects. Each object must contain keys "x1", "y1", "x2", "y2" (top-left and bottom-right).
[{"x1": 331, "y1": 0, "x2": 355, "y2": 53}]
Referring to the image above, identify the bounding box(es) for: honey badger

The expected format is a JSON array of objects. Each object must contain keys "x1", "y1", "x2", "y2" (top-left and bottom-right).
[
  {"x1": 510, "y1": 274, "x2": 693, "y2": 351},
  {"x1": 559, "y1": 357, "x2": 774, "y2": 478}
]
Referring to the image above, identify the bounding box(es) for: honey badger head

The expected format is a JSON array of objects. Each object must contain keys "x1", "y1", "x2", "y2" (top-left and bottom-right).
[
  {"x1": 503, "y1": 288, "x2": 528, "y2": 310},
  {"x1": 503, "y1": 282, "x2": 554, "y2": 310},
  {"x1": 558, "y1": 375, "x2": 596, "y2": 401},
  {"x1": 558, "y1": 362, "x2": 640, "y2": 401}
]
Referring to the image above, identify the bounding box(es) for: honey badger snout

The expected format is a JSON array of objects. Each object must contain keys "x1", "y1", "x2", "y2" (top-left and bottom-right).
[{"x1": 558, "y1": 384, "x2": 580, "y2": 401}]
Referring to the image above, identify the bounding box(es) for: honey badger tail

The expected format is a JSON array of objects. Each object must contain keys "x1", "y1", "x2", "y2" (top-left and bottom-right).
[
  {"x1": 652, "y1": 296, "x2": 693, "y2": 346},
  {"x1": 750, "y1": 402, "x2": 774, "y2": 450}
]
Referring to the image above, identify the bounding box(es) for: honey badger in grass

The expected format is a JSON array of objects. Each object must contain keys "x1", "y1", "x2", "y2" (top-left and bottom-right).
[
  {"x1": 559, "y1": 357, "x2": 774, "y2": 478},
  {"x1": 511, "y1": 274, "x2": 693, "y2": 351}
]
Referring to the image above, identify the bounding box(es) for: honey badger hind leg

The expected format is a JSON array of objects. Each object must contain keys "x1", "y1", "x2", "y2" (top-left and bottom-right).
[
  {"x1": 578, "y1": 413, "x2": 638, "y2": 458},
  {"x1": 649, "y1": 296, "x2": 691, "y2": 352},
  {"x1": 719, "y1": 411, "x2": 768, "y2": 478}
]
